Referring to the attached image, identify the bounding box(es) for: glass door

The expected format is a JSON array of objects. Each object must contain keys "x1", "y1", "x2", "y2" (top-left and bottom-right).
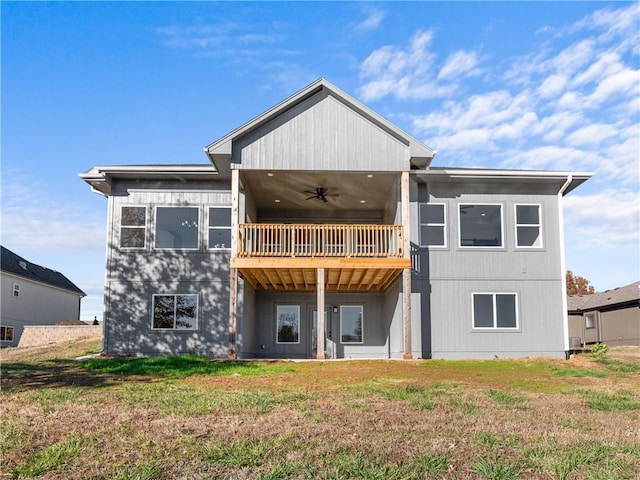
[{"x1": 310, "y1": 308, "x2": 333, "y2": 359}]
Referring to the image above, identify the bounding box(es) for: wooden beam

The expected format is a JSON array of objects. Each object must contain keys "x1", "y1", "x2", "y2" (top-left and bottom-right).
[
  {"x1": 316, "y1": 268, "x2": 325, "y2": 360},
  {"x1": 232, "y1": 257, "x2": 411, "y2": 270}
]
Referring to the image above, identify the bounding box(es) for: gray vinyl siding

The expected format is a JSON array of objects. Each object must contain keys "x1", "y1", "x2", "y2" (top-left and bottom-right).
[
  {"x1": 413, "y1": 181, "x2": 566, "y2": 358},
  {"x1": 103, "y1": 179, "x2": 232, "y2": 356},
  {"x1": 0, "y1": 272, "x2": 83, "y2": 347},
  {"x1": 251, "y1": 291, "x2": 391, "y2": 359},
  {"x1": 234, "y1": 91, "x2": 410, "y2": 171}
]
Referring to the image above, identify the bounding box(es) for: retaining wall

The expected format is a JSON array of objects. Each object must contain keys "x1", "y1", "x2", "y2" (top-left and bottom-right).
[{"x1": 18, "y1": 325, "x2": 102, "y2": 347}]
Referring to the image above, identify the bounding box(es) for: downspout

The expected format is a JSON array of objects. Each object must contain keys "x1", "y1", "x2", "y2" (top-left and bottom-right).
[{"x1": 558, "y1": 175, "x2": 573, "y2": 359}]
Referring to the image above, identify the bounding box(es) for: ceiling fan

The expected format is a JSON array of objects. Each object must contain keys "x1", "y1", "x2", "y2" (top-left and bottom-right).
[{"x1": 304, "y1": 187, "x2": 338, "y2": 203}]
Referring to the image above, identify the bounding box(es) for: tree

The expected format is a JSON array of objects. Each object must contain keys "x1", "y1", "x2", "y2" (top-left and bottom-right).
[{"x1": 566, "y1": 270, "x2": 595, "y2": 295}]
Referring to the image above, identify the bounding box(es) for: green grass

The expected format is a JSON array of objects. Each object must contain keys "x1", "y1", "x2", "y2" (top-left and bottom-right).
[
  {"x1": 584, "y1": 390, "x2": 640, "y2": 411},
  {"x1": 486, "y1": 388, "x2": 529, "y2": 409},
  {"x1": 551, "y1": 365, "x2": 607, "y2": 378},
  {"x1": 472, "y1": 458, "x2": 521, "y2": 480},
  {"x1": 11, "y1": 434, "x2": 91, "y2": 478},
  {"x1": 81, "y1": 355, "x2": 297, "y2": 378}
]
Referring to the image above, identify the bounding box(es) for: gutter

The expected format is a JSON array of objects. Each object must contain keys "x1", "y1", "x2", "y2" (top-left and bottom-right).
[{"x1": 558, "y1": 175, "x2": 573, "y2": 359}]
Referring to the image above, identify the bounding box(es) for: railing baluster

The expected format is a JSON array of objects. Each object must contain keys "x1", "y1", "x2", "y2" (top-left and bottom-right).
[{"x1": 236, "y1": 223, "x2": 403, "y2": 258}]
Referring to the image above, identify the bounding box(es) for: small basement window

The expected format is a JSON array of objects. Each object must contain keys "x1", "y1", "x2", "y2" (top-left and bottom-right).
[{"x1": 1, "y1": 326, "x2": 14, "y2": 341}]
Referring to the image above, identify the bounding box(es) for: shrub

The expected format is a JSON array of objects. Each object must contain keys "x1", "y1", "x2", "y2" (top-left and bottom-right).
[{"x1": 590, "y1": 343, "x2": 608, "y2": 359}]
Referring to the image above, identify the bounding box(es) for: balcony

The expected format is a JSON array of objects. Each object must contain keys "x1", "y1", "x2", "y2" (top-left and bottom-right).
[{"x1": 231, "y1": 224, "x2": 410, "y2": 291}]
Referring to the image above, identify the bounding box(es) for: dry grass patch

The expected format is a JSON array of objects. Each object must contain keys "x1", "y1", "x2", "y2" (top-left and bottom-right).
[{"x1": 2, "y1": 340, "x2": 639, "y2": 479}]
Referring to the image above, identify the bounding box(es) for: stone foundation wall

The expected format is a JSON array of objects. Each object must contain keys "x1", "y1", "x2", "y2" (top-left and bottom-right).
[{"x1": 18, "y1": 325, "x2": 102, "y2": 347}]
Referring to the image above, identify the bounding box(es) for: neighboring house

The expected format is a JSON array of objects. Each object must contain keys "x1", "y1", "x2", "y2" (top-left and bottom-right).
[
  {"x1": 1, "y1": 246, "x2": 86, "y2": 347},
  {"x1": 568, "y1": 281, "x2": 640, "y2": 347},
  {"x1": 80, "y1": 78, "x2": 592, "y2": 360}
]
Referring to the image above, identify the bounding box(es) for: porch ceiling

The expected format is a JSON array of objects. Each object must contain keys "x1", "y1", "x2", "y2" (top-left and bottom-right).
[
  {"x1": 241, "y1": 171, "x2": 398, "y2": 212},
  {"x1": 232, "y1": 257, "x2": 409, "y2": 291}
]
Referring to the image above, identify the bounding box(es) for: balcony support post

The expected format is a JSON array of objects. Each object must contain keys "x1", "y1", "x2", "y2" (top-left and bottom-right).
[
  {"x1": 316, "y1": 268, "x2": 326, "y2": 359},
  {"x1": 401, "y1": 171, "x2": 413, "y2": 360},
  {"x1": 228, "y1": 168, "x2": 239, "y2": 360}
]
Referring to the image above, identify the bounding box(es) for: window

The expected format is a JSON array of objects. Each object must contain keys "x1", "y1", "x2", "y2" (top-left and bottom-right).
[
  {"x1": 155, "y1": 207, "x2": 199, "y2": 249},
  {"x1": 420, "y1": 203, "x2": 446, "y2": 247},
  {"x1": 276, "y1": 305, "x2": 300, "y2": 343},
  {"x1": 120, "y1": 206, "x2": 147, "y2": 248},
  {"x1": 152, "y1": 294, "x2": 198, "y2": 330},
  {"x1": 515, "y1": 204, "x2": 542, "y2": 248},
  {"x1": 341, "y1": 305, "x2": 363, "y2": 343},
  {"x1": 459, "y1": 204, "x2": 503, "y2": 247},
  {"x1": 12, "y1": 283, "x2": 20, "y2": 298},
  {"x1": 585, "y1": 313, "x2": 596, "y2": 329},
  {"x1": 473, "y1": 293, "x2": 518, "y2": 329},
  {"x1": 1, "y1": 326, "x2": 14, "y2": 341},
  {"x1": 208, "y1": 207, "x2": 232, "y2": 249}
]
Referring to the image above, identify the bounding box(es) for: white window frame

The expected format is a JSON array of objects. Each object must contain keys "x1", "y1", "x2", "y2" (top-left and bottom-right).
[
  {"x1": 585, "y1": 312, "x2": 596, "y2": 329},
  {"x1": 207, "y1": 206, "x2": 232, "y2": 251},
  {"x1": 276, "y1": 305, "x2": 300, "y2": 344},
  {"x1": 119, "y1": 206, "x2": 148, "y2": 250},
  {"x1": 12, "y1": 283, "x2": 20, "y2": 298},
  {"x1": 419, "y1": 203, "x2": 447, "y2": 248},
  {"x1": 340, "y1": 305, "x2": 364, "y2": 344},
  {"x1": 514, "y1": 203, "x2": 543, "y2": 249},
  {"x1": 151, "y1": 294, "x2": 199, "y2": 331},
  {"x1": 458, "y1": 203, "x2": 504, "y2": 249},
  {"x1": 1, "y1": 326, "x2": 14, "y2": 341},
  {"x1": 472, "y1": 292, "x2": 519, "y2": 330},
  {"x1": 154, "y1": 206, "x2": 200, "y2": 250}
]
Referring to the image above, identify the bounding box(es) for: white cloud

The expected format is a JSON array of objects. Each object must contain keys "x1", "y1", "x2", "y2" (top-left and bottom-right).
[
  {"x1": 359, "y1": 30, "x2": 449, "y2": 101},
  {"x1": 438, "y1": 50, "x2": 481, "y2": 80},
  {"x1": 565, "y1": 123, "x2": 618, "y2": 147},
  {"x1": 564, "y1": 189, "x2": 639, "y2": 247},
  {"x1": 352, "y1": 6, "x2": 385, "y2": 33},
  {"x1": 537, "y1": 74, "x2": 568, "y2": 99},
  {"x1": 1, "y1": 176, "x2": 105, "y2": 255}
]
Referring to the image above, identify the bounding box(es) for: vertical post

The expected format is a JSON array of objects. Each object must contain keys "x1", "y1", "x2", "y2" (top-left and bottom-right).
[
  {"x1": 401, "y1": 171, "x2": 413, "y2": 360},
  {"x1": 229, "y1": 168, "x2": 239, "y2": 359},
  {"x1": 316, "y1": 268, "x2": 326, "y2": 359}
]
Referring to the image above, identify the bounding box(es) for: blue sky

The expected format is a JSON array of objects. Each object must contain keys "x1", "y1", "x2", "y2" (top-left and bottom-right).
[{"x1": 2, "y1": 1, "x2": 638, "y2": 321}]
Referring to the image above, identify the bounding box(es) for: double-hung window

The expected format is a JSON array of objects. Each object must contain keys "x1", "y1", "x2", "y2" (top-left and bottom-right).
[
  {"x1": 152, "y1": 294, "x2": 198, "y2": 330},
  {"x1": 12, "y1": 283, "x2": 20, "y2": 298},
  {"x1": 276, "y1": 305, "x2": 300, "y2": 344},
  {"x1": 472, "y1": 293, "x2": 518, "y2": 329},
  {"x1": 459, "y1": 204, "x2": 503, "y2": 248},
  {"x1": 420, "y1": 203, "x2": 446, "y2": 247},
  {"x1": 341, "y1": 305, "x2": 363, "y2": 344},
  {"x1": 155, "y1": 207, "x2": 199, "y2": 249},
  {"x1": 515, "y1": 204, "x2": 542, "y2": 248},
  {"x1": 1, "y1": 326, "x2": 14, "y2": 341},
  {"x1": 208, "y1": 207, "x2": 232, "y2": 250},
  {"x1": 120, "y1": 206, "x2": 147, "y2": 249},
  {"x1": 585, "y1": 313, "x2": 596, "y2": 329}
]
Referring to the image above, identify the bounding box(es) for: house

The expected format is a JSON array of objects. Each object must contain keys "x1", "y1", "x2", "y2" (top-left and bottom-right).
[
  {"x1": 568, "y1": 281, "x2": 640, "y2": 347},
  {"x1": 1, "y1": 246, "x2": 86, "y2": 347},
  {"x1": 80, "y1": 78, "x2": 592, "y2": 360}
]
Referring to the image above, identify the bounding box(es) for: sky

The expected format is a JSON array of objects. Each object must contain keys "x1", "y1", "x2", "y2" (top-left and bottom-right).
[{"x1": 2, "y1": 1, "x2": 638, "y2": 321}]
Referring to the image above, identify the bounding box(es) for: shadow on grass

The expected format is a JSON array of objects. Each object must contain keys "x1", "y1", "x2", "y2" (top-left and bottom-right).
[{"x1": 1, "y1": 356, "x2": 295, "y2": 391}]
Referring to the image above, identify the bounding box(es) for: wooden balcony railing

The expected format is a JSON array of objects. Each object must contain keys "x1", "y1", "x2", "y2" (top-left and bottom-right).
[{"x1": 237, "y1": 224, "x2": 403, "y2": 258}]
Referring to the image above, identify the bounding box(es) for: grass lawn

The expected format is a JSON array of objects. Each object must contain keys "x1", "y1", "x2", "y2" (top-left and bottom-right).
[{"x1": 1, "y1": 338, "x2": 639, "y2": 479}]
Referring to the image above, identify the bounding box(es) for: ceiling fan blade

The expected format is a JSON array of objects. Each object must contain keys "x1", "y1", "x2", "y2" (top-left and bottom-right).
[{"x1": 322, "y1": 196, "x2": 328, "y2": 203}]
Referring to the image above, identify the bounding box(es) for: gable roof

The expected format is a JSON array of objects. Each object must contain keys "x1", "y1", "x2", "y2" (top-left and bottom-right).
[
  {"x1": 1, "y1": 246, "x2": 86, "y2": 297},
  {"x1": 568, "y1": 281, "x2": 640, "y2": 312},
  {"x1": 204, "y1": 78, "x2": 436, "y2": 171}
]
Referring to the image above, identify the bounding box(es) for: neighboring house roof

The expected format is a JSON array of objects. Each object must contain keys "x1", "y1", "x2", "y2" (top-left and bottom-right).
[
  {"x1": 204, "y1": 78, "x2": 436, "y2": 171},
  {"x1": 57, "y1": 319, "x2": 89, "y2": 325},
  {"x1": 1, "y1": 246, "x2": 86, "y2": 297},
  {"x1": 568, "y1": 281, "x2": 640, "y2": 312}
]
